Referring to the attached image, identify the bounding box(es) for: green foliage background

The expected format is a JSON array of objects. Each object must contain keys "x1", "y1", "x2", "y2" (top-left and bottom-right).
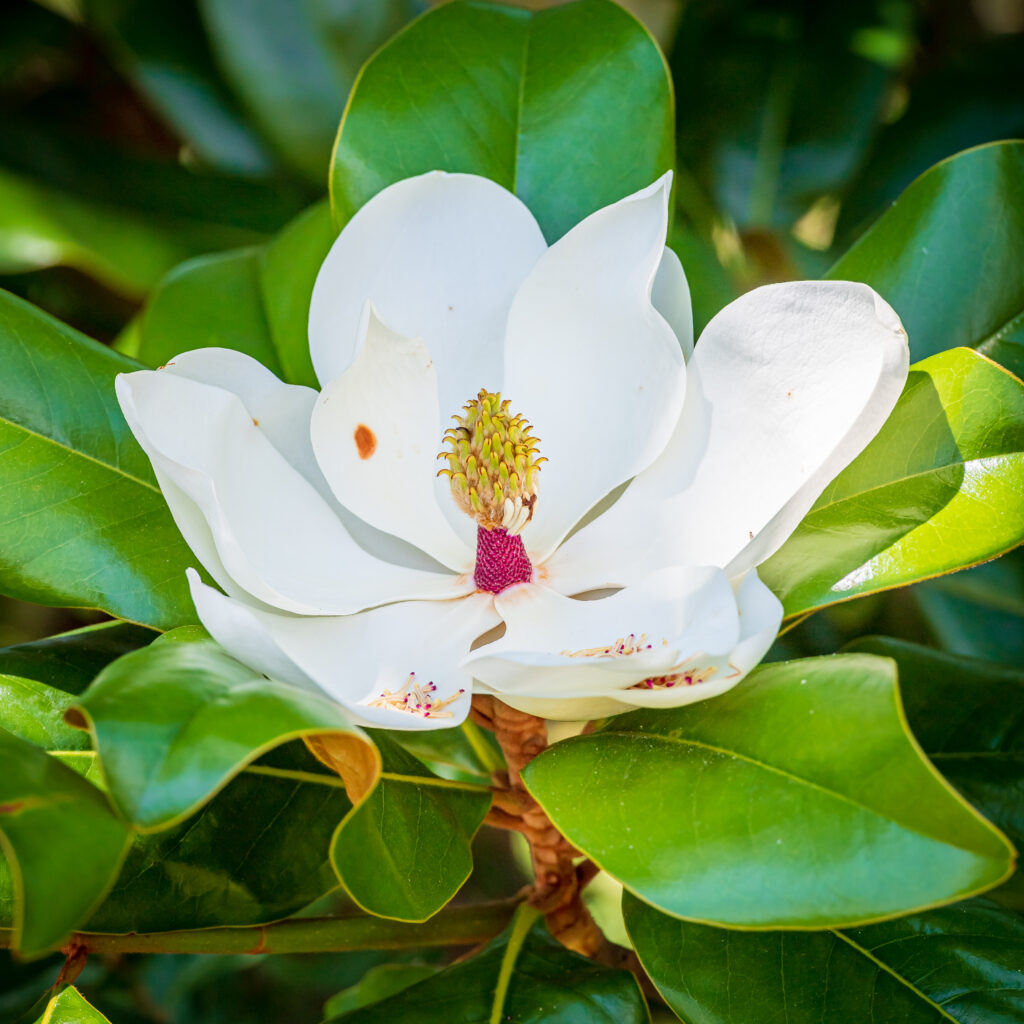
[{"x1": 1, "y1": 0, "x2": 1023, "y2": 1021}]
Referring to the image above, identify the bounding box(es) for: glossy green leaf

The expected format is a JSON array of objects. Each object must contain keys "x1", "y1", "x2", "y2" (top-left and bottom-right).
[
  {"x1": 72, "y1": 627, "x2": 374, "y2": 830},
  {"x1": 332, "y1": 0, "x2": 674, "y2": 242},
  {"x1": 0, "y1": 167, "x2": 233, "y2": 298},
  {"x1": 0, "y1": 621, "x2": 156, "y2": 696},
  {"x1": 323, "y1": 963, "x2": 440, "y2": 1020},
  {"x1": 524, "y1": 655, "x2": 1014, "y2": 929},
  {"x1": 0, "y1": 729, "x2": 130, "y2": 957},
  {"x1": 137, "y1": 201, "x2": 332, "y2": 387},
  {"x1": 846, "y1": 636, "x2": 1024, "y2": 851},
  {"x1": 626, "y1": 895, "x2": 1024, "y2": 1024},
  {"x1": 331, "y1": 733, "x2": 490, "y2": 922},
  {"x1": 0, "y1": 674, "x2": 89, "y2": 752},
  {"x1": 199, "y1": 0, "x2": 417, "y2": 181},
  {"x1": 391, "y1": 720, "x2": 503, "y2": 780},
  {"x1": 334, "y1": 905, "x2": 648, "y2": 1023},
  {"x1": 829, "y1": 141, "x2": 1024, "y2": 374},
  {"x1": 31, "y1": 987, "x2": 111, "y2": 1024},
  {"x1": 83, "y1": 743, "x2": 351, "y2": 933},
  {"x1": 0, "y1": 289, "x2": 199, "y2": 630},
  {"x1": 759, "y1": 348, "x2": 1024, "y2": 618}
]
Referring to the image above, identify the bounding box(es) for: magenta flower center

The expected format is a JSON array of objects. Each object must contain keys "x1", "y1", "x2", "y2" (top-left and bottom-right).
[{"x1": 474, "y1": 526, "x2": 533, "y2": 593}]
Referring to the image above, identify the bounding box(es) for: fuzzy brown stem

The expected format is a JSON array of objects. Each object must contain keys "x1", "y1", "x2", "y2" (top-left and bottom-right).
[{"x1": 473, "y1": 695, "x2": 609, "y2": 959}]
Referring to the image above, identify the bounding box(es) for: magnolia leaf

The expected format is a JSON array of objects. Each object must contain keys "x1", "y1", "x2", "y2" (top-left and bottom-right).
[
  {"x1": 0, "y1": 289, "x2": 198, "y2": 630},
  {"x1": 331, "y1": 905, "x2": 648, "y2": 1023},
  {"x1": 30, "y1": 987, "x2": 112, "y2": 1024},
  {"x1": 760, "y1": 348, "x2": 1024, "y2": 618},
  {"x1": 626, "y1": 895, "x2": 1024, "y2": 1024},
  {"x1": 847, "y1": 636, "x2": 1024, "y2": 852},
  {"x1": 323, "y1": 963, "x2": 440, "y2": 1020},
  {"x1": 332, "y1": 0, "x2": 674, "y2": 242},
  {"x1": 71, "y1": 627, "x2": 376, "y2": 830},
  {"x1": 829, "y1": 140, "x2": 1024, "y2": 374},
  {"x1": 330, "y1": 733, "x2": 491, "y2": 922},
  {"x1": 0, "y1": 730, "x2": 130, "y2": 957},
  {"x1": 136, "y1": 200, "x2": 332, "y2": 388},
  {"x1": 524, "y1": 654, "x2": 1014, "y2": 929},
  {"x1": 0, "y1": 621, "x2": 156, "y2": 696}
]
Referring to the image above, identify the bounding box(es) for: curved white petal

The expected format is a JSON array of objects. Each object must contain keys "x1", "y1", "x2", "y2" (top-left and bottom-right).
[
  {"x1": 652, "y1": 246, "x2": 693, "y2": 359},
  {"x1": 463, "y1": 565, "x2": 774, "y2": 720},
  {"x1": 189, "y1": 572, "x2": 499, "y2": 731},
  {"x1": 311, "y1": 305, "x2": 473, "y2": 572},
  {"x1": 309, "y1": 171, "x2": 547, "y2": 414},
  {"x1": 504, "y1": 173, "x2": 686, "y2": 561},
  {"x1": 117, "y1": 368, "x2": 471, "y2": 614},
  {"x1": 546, "y1": 280, "x2": 909, "y2": 591},
  {"x1": 482, "y1": 569, "x2": 782, "y2": 720}
]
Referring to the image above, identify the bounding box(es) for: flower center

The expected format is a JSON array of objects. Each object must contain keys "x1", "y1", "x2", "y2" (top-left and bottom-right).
[{"x1": 438, "y1": 389, "x2": 545, "y2": 593}]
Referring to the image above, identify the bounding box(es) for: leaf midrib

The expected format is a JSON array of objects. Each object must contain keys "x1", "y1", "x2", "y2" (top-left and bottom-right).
[{"x1": 0, "y1": 412, "x2": 158, "y2": 494}]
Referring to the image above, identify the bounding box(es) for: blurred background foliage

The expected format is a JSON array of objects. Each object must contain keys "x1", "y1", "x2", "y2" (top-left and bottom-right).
[{"x1": 1, "y1": 0, "x2": 1022, "y2": 1019}]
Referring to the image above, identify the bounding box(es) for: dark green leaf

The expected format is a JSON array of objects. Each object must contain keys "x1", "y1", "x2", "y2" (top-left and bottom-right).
[
  {"x1": 0, "y1": 289, "x2": 199, "y2": 630},
  {"x1": 829, "y1": 140, "x2": 1024, "y2": 374},
  {"x1": 73, "y1": 627, "x2": 374, "y2": 830},
  {"x1": 334, "y1": 905, "x2": 648, "y2": 1023},
  {"x1": 0, "y1": 729, "x2": 130, "y2": 957},
  {"x1": 83, "y1": 743, "x2": 351, "y2": 933},
  {"x1": 323, "y1": 963, "x2": 439, "y2": 1020},
  {"x1": 332, "y1": 0, "x2": 674, "y2": 242},
  {"x1": 391, "y1": 719, "x2": 502, "y2": 780},
  {"x1": 626, "y1": 894, "x2": 1024, "y2": 1024},
  {"x1": 0, "y1": 621, "x2": 156, "y2": 696},
  {"x1": 331, "y1": 733, "x2": 490, "y2": 922},
  {"x1": 199, "y1": 0, "x2": 417, "y2": 181},
  {"x1": 846, "y1": 636, "x2": 1024, "y2": 852},
  {"x1": 137, "y1": 201, "x2": 333, "y2": 388},
  {"x1": 524, "y1": 655, "x2": 1014, "y2": 929},
  {"x1": 81, "y1": 0, "x2": 276, "y2": 176},
  {"x1": 759, "y1": 348, "x2": 1024, "y2": 619},
  {"x1": 30, "y1": 987, "x2": 111, "y2": 1023}
]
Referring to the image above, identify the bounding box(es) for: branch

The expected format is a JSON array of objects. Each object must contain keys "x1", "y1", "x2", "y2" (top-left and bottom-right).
[{"x1": 0, "y1": 900, "x2": 519, "y2": 956}]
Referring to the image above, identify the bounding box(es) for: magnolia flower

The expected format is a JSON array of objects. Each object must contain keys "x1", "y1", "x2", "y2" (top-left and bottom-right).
[{"x1": 116, "y1": 171, "x2": 908, "y2": 728}]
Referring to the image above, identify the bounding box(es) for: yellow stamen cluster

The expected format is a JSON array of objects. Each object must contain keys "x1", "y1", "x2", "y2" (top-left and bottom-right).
[{"x1": 438, "y1": 389, "x2": 545, "y2": 533}]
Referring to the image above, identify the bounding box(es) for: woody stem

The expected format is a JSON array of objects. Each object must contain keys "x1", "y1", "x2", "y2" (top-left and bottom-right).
[{"x1": 471, "y1": 694, "x2": 610, "y2": 959}]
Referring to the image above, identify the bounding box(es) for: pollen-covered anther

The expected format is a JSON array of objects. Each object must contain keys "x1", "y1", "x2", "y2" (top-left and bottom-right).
[
  {"x1": 561, "y1": 634, "x2": 653, "y2": 659},
  {"x1": 630, "y1": 665, "x2": 717, "y2": 690},
  {"x1": 437, "y1": 389, "x2": 545, "y2": 534},
  {"x1": 366, "y1": 672, "x2": 465, "y2": 719}
]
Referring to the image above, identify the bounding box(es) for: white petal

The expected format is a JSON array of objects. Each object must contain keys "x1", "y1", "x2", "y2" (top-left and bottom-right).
[
  {"x1": 311, "y1": 305, "x2": 473, "y2": 572},
  {"x1": 117, "y1": 368, "x2": 471, "y2": 614},
  {"x1": 652, "y1": 246, "x2": 693, "y2": 359},
  {"x1": 464, "y1": 565, "x2": 765, "y2": 721},
  {"x1": 482, "y1": 569, "x2": 782, "y2": 720},
  {"x1": 189, "y1": 572, "x2": 499, "y2": 731},
  {"x1": 546, "y1": 280, "x2": 908, "y2": 590},
  {"x1": 504, "y1": 173, "x2": 686, "y2": 561},
  {"x1": 309, "y1": 171, "x2": 547, "y2": 414}
]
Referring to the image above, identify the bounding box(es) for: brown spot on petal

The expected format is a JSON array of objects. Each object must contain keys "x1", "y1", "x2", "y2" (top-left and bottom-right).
[{"x1": 354, "y1": 424, "x2": 377, "y2": 459}]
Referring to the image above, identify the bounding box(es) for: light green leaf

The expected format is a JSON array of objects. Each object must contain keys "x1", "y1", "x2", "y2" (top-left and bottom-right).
[
  {"x1": 0, "y1": 288, "x2": 199, "y2": 630},
  {"x1": 71, "y1": 627, "x2": 375, "y2": 830},
  {"x1": 829, "y1": 140, "x2": 1024, "y2": 375},
  {"x1": 626, "y1": 895, "x2": 1024, "y2": 1024},
  {"x1": 332, "y1": 0, "x2": 674, "y2": 242},
  {"x1": 759, "y1": 348, "x2": 1024, "y2": 619},
  {"x1": 31, "y1": 987, "x2": 112, "y2": 1024},
  {"x1": 332, "y1": 905, "x2": 649, "y2": 1023},
  {"x1": 0, "y1": 729, "x2": 130, "y2": 957},
  {"x1": 331, "y1": 733, "x2": 490, "y2": 922},
  {"x1": 323, "y1": 963, "x2": 440, "y2": 1020},
  {"x1": 524, "y1": 655, "x2": 1014, "y2": 929}
]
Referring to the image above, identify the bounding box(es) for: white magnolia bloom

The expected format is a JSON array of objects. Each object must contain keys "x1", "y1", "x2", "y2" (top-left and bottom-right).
[{"x1": 116, "y1": 171, "x2": 908, "y2": 728}]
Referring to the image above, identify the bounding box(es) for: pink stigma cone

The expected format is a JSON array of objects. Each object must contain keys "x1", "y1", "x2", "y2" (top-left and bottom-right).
[{"x1": 474, "y1": 526, "x2": 533, "y2": 593}]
